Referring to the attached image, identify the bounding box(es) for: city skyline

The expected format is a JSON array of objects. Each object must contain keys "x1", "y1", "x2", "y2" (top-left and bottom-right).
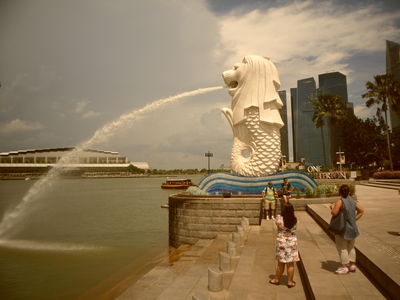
[{"x1": 1, "y1": 0, "x2": 399, "y2": 169}]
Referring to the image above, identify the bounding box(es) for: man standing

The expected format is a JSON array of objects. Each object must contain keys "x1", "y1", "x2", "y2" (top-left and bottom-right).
[
  {"x1": 281, "y1": 178, "x2": 294, "y2": 204},
  {"x1": 262, "y1": 182, "x2": 277, "y2": 220}
]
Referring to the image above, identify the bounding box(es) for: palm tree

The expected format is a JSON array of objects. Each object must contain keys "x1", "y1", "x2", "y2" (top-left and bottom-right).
[
  {"x1": 310, "y1": 94, "x2": 347, "y2": 167},
  {"x1": 362, "y1": 74, "x2": 400, "y2": 171}
]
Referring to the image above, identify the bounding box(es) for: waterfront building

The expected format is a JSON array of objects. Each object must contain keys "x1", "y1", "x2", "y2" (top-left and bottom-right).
[
  {"x1": 0, "y1": 147, "x2": 149, "y2": 170},
  {"x1": 318, "y1": 71, "x2": 352, "y2": 166},
  {"x1": 291, "y1": 71, "x2": 352, "y2": 167},
  {"x1": 386, "y1": 40, "x2": 400, "y2": 130},
  {"x1": 295, "y1": 77, "x2": 327, "y2": 166},
  {"x1": 290, "y1": 88, "x2": 298, "y2": 161},
  {"x1": 278, "y1": 90, "x2": 289, "y2": 161}
]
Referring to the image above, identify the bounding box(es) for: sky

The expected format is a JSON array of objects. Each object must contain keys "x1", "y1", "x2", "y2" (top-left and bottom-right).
[{"x1": 1, "y1": 0, "x2": 400, "y2": 169}]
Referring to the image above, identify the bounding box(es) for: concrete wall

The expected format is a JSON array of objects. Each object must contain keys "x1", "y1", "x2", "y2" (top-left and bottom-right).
[
  {"x1": 169, "y1": 194, "x2": 262, "y2": 247},
  {"x1": 168, "y1": 194, "x2": 338, "y2": 248}
]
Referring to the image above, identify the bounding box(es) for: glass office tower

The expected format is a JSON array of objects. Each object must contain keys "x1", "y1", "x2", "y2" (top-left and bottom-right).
[
  {"x1": 295, "y1": 78, "x2": 327, "y2": 166},
  {"x1": 290, "y1": 88, "x2": 297, "y2": 162},
  {"x1": 278, "y1": 90, "x2": 289, "y2": 160},
  {"x1": 386, "y1": 40, "x2": 400, "y2": 130},
  {"x1": 318, "y1": 71, "x2": 351, "y2": 166}
]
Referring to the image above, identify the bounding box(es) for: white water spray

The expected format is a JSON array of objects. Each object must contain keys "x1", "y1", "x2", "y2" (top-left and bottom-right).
[{"x1": 0, "y1": 86, "x2": 223, "y2": 238}]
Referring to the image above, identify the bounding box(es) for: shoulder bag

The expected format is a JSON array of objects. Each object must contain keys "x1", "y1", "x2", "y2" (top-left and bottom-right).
[{"x1": 328, "y1": 199, "x2": 346, "y2": 234}]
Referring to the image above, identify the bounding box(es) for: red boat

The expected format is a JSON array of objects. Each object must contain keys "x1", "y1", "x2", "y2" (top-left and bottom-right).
[{"x1": 161, "y1": 178, "x2": 194, "y2": 189}]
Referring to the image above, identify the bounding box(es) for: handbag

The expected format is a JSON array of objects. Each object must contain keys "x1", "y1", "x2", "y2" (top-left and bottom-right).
[{"x1": 328, "y1": 199, "x2": 346, "y2": 234}]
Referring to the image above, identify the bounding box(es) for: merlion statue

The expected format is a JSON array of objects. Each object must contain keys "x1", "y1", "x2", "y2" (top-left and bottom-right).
[{"x1": 222, "y1": 55, "x2": 284, "y2": 176}]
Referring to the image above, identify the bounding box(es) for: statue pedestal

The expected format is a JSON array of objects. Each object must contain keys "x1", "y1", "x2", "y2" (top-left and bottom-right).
[{"x1": 197, "y1": 171, "x2": 317, "y2": 195}]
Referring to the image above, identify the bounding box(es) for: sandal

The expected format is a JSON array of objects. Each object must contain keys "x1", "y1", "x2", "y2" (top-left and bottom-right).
[
  {"x1": 269, "y1": 279, "x2": 280, "y2": 285},
  {"x1": 287, "y1": 281, "x2": 296, "y2": 288}
]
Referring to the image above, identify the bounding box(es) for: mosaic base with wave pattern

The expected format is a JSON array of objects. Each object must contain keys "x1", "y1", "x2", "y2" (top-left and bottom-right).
[{"x1": 197, "y1": 171, "x2": 317, "y2": 195}]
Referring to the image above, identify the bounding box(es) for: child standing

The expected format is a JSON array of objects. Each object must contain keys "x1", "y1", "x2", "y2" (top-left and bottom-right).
[
  {"x1": 269, "y1": 203, "x2": 299, "y2": 288},
  {"x1": 262, "y1": 182, "x2": 277, "y2": 220}
]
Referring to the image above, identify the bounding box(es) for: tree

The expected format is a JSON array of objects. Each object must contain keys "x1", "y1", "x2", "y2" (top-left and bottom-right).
[
  {"x1": 309, "y1": 94, "x2": 347, "y2": 167},
  {"x1": 362, "y1": 74, "x2": 400, "y2": 170},
  {"x1": 338, "y1": 115, "x2": 386, "y2": 169},
  {"x1": 391, "y1": 126, "x2": 400, "y2": 169}
]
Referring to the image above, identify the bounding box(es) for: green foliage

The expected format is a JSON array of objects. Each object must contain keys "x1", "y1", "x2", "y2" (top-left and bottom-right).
[
  {"x1": 304, "y1": 184, "x2": 342, "y2": 198},
  {"x1": 362, "y1": 74, "x2": 400, "y2": 115},
  {"x1": 309, "y1": 94, "x2": 348, "y2": 166},
  {"x1": 338, "y1": 114, "x2": 386, "y2": 169},
  {"x1": 309, "y1": 94, "x2": 347, "y2": 128},
  {"x1": 148, "y1": 168, "x2": 229, "y2": 175},
  {"x1": 127, "y1": 164, "x2": 145, "y2": 174},
  {"x1": 315, "y1": 184, "x2": 333, "y2": 195},
  {"x1": 362, "y1": 74, "x2": 400, "y2": 170},
  {"x1": 391, "y1": 127, "x2": 400, "y2": 170}
]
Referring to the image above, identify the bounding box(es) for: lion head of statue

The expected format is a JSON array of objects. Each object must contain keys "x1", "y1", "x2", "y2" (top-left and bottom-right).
[{"x1": 222, "y1": 55, "x2": 283, "y2": 127}]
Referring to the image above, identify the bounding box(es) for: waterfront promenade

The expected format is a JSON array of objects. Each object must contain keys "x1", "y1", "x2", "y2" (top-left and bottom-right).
[{"x1": 117, "y1": 185, "x2": 399, "y2": 299}]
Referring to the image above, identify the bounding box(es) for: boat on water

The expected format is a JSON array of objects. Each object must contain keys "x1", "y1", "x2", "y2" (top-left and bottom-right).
[{"x1": 161, "y1": 178, "x2": 194, "y2": 189}]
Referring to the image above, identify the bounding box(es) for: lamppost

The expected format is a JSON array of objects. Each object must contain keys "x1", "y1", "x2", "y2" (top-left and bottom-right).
[
  {"x1": 281, "y1": 155, "x2": 287, "y2": 171},
  {"x1": 205, "y1": 150, "x2": 213, "y2": 173},
  {"x1": 336, "y1": 148, "x2": 345, "y2": 172}
]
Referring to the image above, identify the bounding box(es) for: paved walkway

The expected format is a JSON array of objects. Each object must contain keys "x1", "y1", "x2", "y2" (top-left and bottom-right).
[
  {"x1": 115, "y1": 184, "x2": 399, "y2": 299},
  {"x1": 353, "y1": 184, "x2": 400, "y2": 254}
]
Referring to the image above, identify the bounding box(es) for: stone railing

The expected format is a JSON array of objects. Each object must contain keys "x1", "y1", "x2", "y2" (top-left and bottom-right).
[
  {"x1": 168, "y1": 194, "x2": 262, "y2": 248},
  {"x1": 168, "y1": 193, "x2": 340, "y2": 248}
]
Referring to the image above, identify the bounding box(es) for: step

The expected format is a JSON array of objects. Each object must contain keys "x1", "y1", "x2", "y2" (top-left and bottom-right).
[
  {"x1": 370, "y1": 182, "x2": 400, "y2": 187},
  {"x1": 296, "y1": 211, "x2": 384, "y2": 299},
  {"x1": 116, "y1": 237, "x2": 224, "y2": 300},
  {"x1": 226, "y1": 219, "x2": 306, "y2": 299},
  {"x1": 357, "y1": 182, "x2": 400, "y2": 190},
  {"x1": 371, "y1": 179, "x2": 400, "y2": 184},
  {"x1": 307, "y1": 204, "x2": 400, "y2": 299},
  {"x1": 156, "y1": 234, "x2": 230, "y2": 300}
]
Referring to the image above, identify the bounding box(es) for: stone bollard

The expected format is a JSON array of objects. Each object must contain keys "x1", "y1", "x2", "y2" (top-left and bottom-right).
[
  {"x1": 242, "y1": 217, "x2": 250, "y2": 229},
  {"x1": 208, "y1": 267, "x2": 223, "y2": 292},
  {"x1": 226, "y1": 240, "x2": 237, "y2": 257},
  {"x1": 192, "y1": 292, "x2": 210, "y2": 300},
  {"x1": 237, "y1": 225, "x2": 244, "y2": 237},
  {"x1": 241, "y1": 219, "x2": 249, "y2": 232},
  {"x1": 232, "y1": 232, "x2": 241, "y2": 245},
  {"x1": 219, "y1": 251, "x2": 232, "y2": 272}
]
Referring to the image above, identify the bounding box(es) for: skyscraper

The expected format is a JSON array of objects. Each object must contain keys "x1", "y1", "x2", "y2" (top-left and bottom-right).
[
  {"x1": 318, "y1": 71, "x2": 351, "y2": 166},
  {"x1": 318, "y1": 72, "x2": 348, "y2": 102},
  {"x1": 291, "y1": 72, "x2": 351, "y2": 167},
  {"x1": 290, "y1": 88, "x2": 298, "y2": 161},
  {"x1": 278, "y1": 90, "x2": 289, "y2": 160},
  {"x1": 295, "y1": 77, "x2": 327, "y2": 166},
  {"x1": 386, "y1": 40, "x2": 400, "y2": 130}
]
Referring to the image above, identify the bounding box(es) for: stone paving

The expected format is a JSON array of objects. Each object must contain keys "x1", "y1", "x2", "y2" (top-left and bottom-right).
[{"x1": 116, "y1": 184, "x2": 399, "y2": 299}]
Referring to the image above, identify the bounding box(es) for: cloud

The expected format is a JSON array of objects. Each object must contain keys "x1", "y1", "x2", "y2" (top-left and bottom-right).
[
  {"x1": 82, "y1": 110, "x2": 102, "y2": 119},
  {"x1": 354, "y1": 105, "x2": 375, "y2": 120},
  {"x1": 74, "y1": 100, "x2": 102, "y2": 119},
  {"x1": 0, "y1": 119, "x2": 44, "y2": 135},
  {"x1": 74, "y1": 101, "x2": 88, "y2": 113},
  {"x1": 218, "y1": 1, "x2": 400, "y2": 89}
]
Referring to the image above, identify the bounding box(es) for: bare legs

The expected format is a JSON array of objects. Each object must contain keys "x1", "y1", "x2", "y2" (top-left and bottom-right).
[
  {"x1": 287, "y1": 262, "x2": 295, "y2": 285},
  {"x1": 274, "y1": 262, "x2": 285, "y2": 280},
  {"x1": 264, "y1": 203, "x2": 276, "y2": 220},
  {"x1": 270, "y1": 261, "x2": 296, "y2": 286}
]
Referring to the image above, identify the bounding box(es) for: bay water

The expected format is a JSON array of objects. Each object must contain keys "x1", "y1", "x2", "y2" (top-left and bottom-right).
[{"x1": 0, "y1": 175, "x2": 203, "y2": 300}]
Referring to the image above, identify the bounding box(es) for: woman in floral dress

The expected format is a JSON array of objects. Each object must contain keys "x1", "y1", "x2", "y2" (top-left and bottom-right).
[{"x1": 269, "y1": 203, "x2": 299, "y2": 288}]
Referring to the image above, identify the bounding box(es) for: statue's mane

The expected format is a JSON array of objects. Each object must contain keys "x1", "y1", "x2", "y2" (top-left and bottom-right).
[{"x1": 232, "y1": 55, "x2": 284, "y2": 126}]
